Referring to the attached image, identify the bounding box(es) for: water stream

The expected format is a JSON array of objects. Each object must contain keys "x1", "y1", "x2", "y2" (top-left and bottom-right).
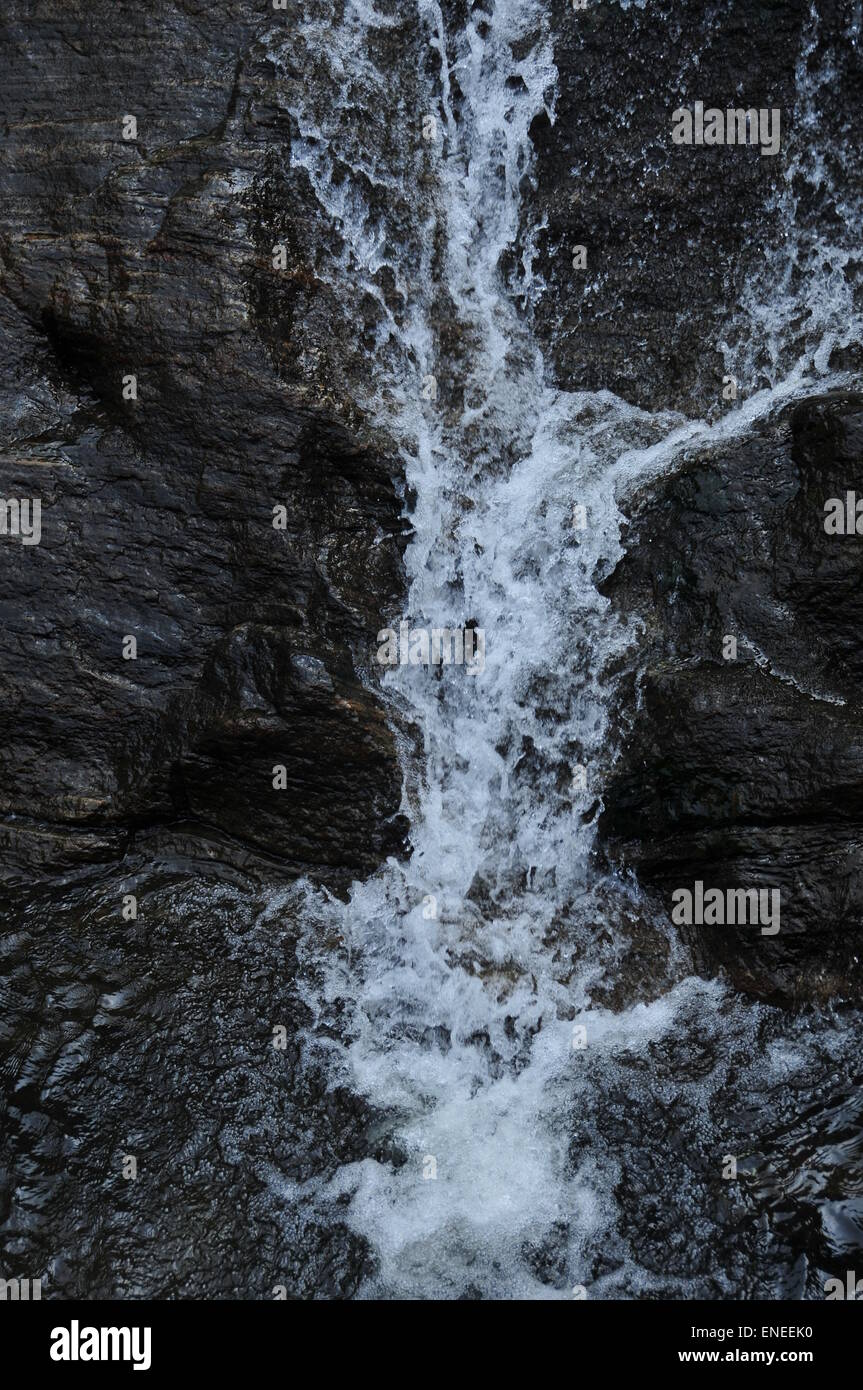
[{"x1": 258, "y1": 0, "x2": 863, "y2": 1298}]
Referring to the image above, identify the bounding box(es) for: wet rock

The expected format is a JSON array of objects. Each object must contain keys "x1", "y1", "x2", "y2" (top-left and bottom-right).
[
  {"x1": 576, "y1": 988, "x2": 863, "y2": 1298},
  {"x1": 599, "y1": 392, "x2": 863, "y2": 1003},
  {"x1": 0, "y1": 1, "x2": 410, "y2": 883},
  {"x1": 0, "y1": 849, "x2": 379, "y2": 1299},
  {"x1": 525, "y1": 0, "x2": 863, "y2": 415}
]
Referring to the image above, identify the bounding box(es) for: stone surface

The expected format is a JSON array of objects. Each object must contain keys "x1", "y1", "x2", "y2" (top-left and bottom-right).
[
  {"x1": 599, "y1": 392, "x2": 863, "y2": 1002},
  {"x1": 0, "y1": 0, "x2": 410, "y2": 885},
  {"x1": 525, "y1": 0, "x2": 863, "y2": 415},
  {"x1": 0, "y1": 846, "x2": 388, "y2": 1299}
]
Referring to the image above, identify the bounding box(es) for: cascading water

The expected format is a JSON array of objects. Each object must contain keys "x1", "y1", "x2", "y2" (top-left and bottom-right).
[{"x1": 261, "y1": 0, "x2": 863, "y2": 1297}]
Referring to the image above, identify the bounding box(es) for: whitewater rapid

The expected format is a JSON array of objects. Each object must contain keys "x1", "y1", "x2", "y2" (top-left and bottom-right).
[{"x1": 262, "y1": 0, "x2": 861, "y2": 1297}]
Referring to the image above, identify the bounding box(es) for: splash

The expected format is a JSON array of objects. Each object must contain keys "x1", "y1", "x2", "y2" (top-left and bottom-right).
[{"x1": 263, "y1": 0, "x2": 863, "y2": 1297}]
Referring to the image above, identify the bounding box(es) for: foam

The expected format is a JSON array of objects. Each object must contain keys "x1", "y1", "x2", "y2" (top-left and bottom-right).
[{"x1": 260, "y1": 0, "x2": 863, "y2": 1297}]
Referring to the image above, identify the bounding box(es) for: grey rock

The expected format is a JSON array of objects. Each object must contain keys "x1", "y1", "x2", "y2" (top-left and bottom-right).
[
  {"x1": 525, "y1": 0, "x2": 863, "y2": 414},
  {"x1": 0, "y1": 848, "x2": 384, "y2": 1299},
  {"x1": 0, "y1": 0, "x2": 411, "y2": 884},
  {"x1": 600, "y1": 392, "x2": 863, "y2": 1002}
]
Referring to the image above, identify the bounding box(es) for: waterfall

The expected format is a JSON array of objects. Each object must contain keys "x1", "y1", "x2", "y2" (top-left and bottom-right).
[{"x1": 261, "y1": 0, "x2": 862, "y2": 1297}]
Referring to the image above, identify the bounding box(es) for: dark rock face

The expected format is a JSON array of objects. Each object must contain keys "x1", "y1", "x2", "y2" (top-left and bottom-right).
[
  {"x1": 0, "y1": 848, "x2": 386, "y2": 1299},
  {"x1": 0, "y1": 0, "x2": 426, "y2": 1303},
  {"x1": 599, "y1": 393, "x2": 863, "y2": 1003},
  {"x1": 0, "y1": 0, "x2": 409, "y2": 884},
  {"x1": 576, "y1": 990, "x2": 863, "y2": 1298},
  {"x1": 526, "y1": 0, "x2": 863, "y2": 414}
]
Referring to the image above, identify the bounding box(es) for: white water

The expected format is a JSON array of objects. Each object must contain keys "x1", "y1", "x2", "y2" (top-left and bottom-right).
[{"x1": 262, "y1": 0, "x2": 862, "y2": 1297}]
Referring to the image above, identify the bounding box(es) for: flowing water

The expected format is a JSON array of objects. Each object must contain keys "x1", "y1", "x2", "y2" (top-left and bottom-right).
[
  {"x1": 238, "y1": 0, "x2": 863, "y2": 1298},
  {"x1": 3, "y1": 0, "x2": 863, "y2": 1306}
]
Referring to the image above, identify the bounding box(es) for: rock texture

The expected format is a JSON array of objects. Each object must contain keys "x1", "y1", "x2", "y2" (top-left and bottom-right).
[
  {"x1": 526, "y1": 0, "x2": 863, "y2": 415},
  {"x1": 0, "y1": 0, "x2": 409, "y2": 884},
  {"x1": 0, "y1": 848, "x2": 390, "y2": 1299},
  {"x1": 599, "y1": 392, "x2": 863, "y2": 1002}
]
